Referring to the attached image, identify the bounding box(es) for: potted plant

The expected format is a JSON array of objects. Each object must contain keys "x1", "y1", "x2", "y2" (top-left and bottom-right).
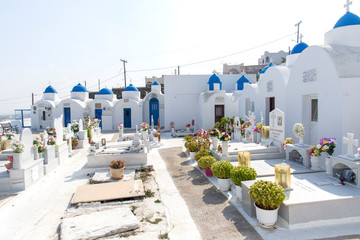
[
  {"x1": 198, "y1": 156, "x2": 217, "y2": 176},
  {"x1": 153, "y1": 131, "x2": 160, "y2": 144},
  {"x1": 87, "y1": 126, "x2": 92, "y2": 143},
  {"x1": 11, "y1": 140, "x2": 25, "y2": 169},
  {"x1": 109, "y1": 160, "x2": 126, "y2": 180},
  {"x1": 209, "y1": 128, "x2": 220, "y2": 150},
  {"x1": 186, "y1": 123, "x2": 191, "y2": 133},
  {"x1": 5, "y1": 155, "x2": 13, "y2": 171},
  {"x1": 195, "y1": 147, "x2": 211, "y2": 163},
  {"x1": 293, "y1": 123, "x2": 305, "y2": 145},
  {"x1": 282, "y1": 137, "x2": 296, "y2": 150},
  {"x1": 230, "y1": 166, "x2": 257, "y2": 199},
  {"x1": 71, "y1": 137, "x2": 79, "y2": 150},
  {"x1": 320, "y1": 138, "x2": 336, "y2": 174},
  {"x1": 118, "y1": 123, "x2": 124, "y2": 137},
  {"x1": 219, "y1": 132, "x2": 231, "y2": 155},
  {"x1": 0, "y1": 134, "x2": 9, "y2": 150},
  {"x1": 249, "y1": 180, "x2": 286, "y2": 228},
  {"x1": 211, "y1": 160, "x2": 234, "y2": 191},
  {"x1": 141, "y1": 122, "x2": 149, "y2": 140},
  {"x1": 309, "y1": 144, "x2": 323, "y2": 170},
  {"x1": 186, "y1": 140, "x2": 199, "y2": 160},
  {"x1": 71, "y1": 121, "x2": 80, "y2": 136}
]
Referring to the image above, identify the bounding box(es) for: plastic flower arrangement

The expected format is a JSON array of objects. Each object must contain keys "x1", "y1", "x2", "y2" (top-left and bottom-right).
[
  {"x1": 186, "y1": 123, "x2": 191, "y2": 128},
  {"x1": 153, "y1": 131, "x2": 159, "y2": 138},
  {"x1": 4, "y1": 132, "x2": 14, "y2": 140},
  {"x1": 191, "y1": 119, "x2": 195, "y2": 127},
  {"x1": 220, "y1": 132, "x2": 231, "y2": 142},
  {"x1": 46, "y1": 128, "x2": 56, "y2": 137},
  {"x1": 141, "y1": 122, "x2": 149, "y2": 131},
  {"x1": 11, "y1": 140, "x2": 25, "y2": 153},
  {"x1": 209, "y1": 128, "x2": 221, "y2": 138},
  {"x1": 47, "y1": 136, "x2": 56, "y2": 145},
  {"x1": 71, "y1": 121, "x2": 80, "y2": 133},
  {"x1": 293, "y1": 123, "x2": 305, "y2": 138},
  {"x1": 254, "y1": 122, "x2": 263, "y2": 133},
  {"x1": 170, "y1": 121, "x2": 175, "y2": 128},
  {"x1": 240, "y1": 121, "x2": 251, "y2": 136},
  {"x1": 228, "y1": 124, "x2": 234, "y2": 133},
  {"x1": 118, "y1": 123, "x2": 123, "y2": 129},
  {"x1": 282, "y1": 137, "x2": 296, "y2": 149},
  {"x1": 319, "y1": 138, "x2": 336, "y2": 156},
  {"x1": 309, "y1": 144, "x2": 323, "y2": 157}
]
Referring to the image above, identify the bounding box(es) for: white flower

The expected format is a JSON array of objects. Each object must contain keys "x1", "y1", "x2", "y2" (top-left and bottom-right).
[
  {"x1": 316, "y1": 144, "x2": 321, "y2": 149},
  {"x1": 324, "y1": 145, "x2": 329, "y2": 150}
]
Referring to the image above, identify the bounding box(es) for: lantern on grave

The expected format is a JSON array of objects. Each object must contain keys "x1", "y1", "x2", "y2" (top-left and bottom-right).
[
  {"x1": 262, "y1": 126, "x2": 270, "y2": 139},
  {"x1": 101, "y1": 138, "x2": 106, "y2": 146},
  {"x1": 238, "y1": 152, "x2": 251, "y2": 167},
  {"x1": 275, "y1": 163, "x2": 291, "y2": 189}
]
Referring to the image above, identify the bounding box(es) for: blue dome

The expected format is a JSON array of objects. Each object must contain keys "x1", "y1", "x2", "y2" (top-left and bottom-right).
[
  {"x1": 152, "y1": 81, "x2": 160, "y2": 86},
  {"x1": 98, "y1": 88, "x2": 113, "y2": 95},
  {"x1": 44, "y1": 85, "x2": 57, "y2": 94},
  {"x1": 334, "y1": 12, "x2": 360, "y2": 29},
  {"x1": 259, "y1": 63, "x2": 275, "y2": 74},
  {"x1": 71, "y1": 83, "x2": 88, "y2": 92},
  {"x1": 236, "y1": 75, "x2": 251, "y2": 90},
  {"x1": 123, "y1": 84, "x2": 138, "y2": 92},
  {"x1": 207, "y1": 73, "x2": 222, "y2": 90},
  {"x1": 291, "y1": 42, "x2": 309, "y2": 55}
]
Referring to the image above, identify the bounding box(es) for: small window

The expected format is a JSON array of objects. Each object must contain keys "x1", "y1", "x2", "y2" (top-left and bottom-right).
[
  {"x1": 95, "y1": 103, "x2": 101, "y2": 109},
  {"x1": 311, "y1": 99, "x2": 318, "y2": 122}
]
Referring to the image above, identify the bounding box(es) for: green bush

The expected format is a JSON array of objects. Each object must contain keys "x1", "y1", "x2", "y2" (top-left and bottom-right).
[
  {"x1": 211, "y1": 161, "x2": 234, "y2": 179},
  {"x1": 249, "y1": 180, "x2": 285, "y2": 210},
  {"x1": 195, "y1": 148, "x2": 211, "y2": 161},
  {"x1": 198, "y1": 156, "x2": 217, "y2": 169},
  {"x1": 186, "y1": 140, "x2": 199, "y2": 152},
  {"x1": 230, "y1": 166, "x2": 257, "y2": 186},
  {"x1": 87, "y1": 127, "x2": 92, "y2": 141}
]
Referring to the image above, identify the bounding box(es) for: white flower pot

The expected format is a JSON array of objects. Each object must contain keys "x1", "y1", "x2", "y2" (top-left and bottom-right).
[
  {"x1": 142, "y1": 131, "x2": 148, "y2": 141},
  {"x1": 186, "y1": 127, "x2": 190, "y2": 133},
  {"x1": 235, "y1": 185, "x2": 242, "y2": 200},
  {"x1": 189, "y1": 152, "x2": 196, "y2": 160},
  {"x1": 257, "y1": 132, "x2": 262, "y2": 143},
  {"x1": 311, "y1": 156, "x2": 321, "y2": 170},
  {"x1": 255, "y1": 204, "x2": 279, "y2": 228},
  {"x1": 13, "y1": 152, "x2": 24, "y2": 169},
  {"x1": 211, "y1": 137, "x2": 218, "y2": 150},
  {"x1": 218, "y1": 178, "x2": 231, "y2": 191},
  {"x1": 325, "y1": 157, "x2": 332, "y2": 175},
  {"x1": 118, "y1": 128, "x2": 123, "y2": 137},
  {"x1": 154, "y1": 138, "x2": 159, "y2": 144},
  {"x1": 222, "y1": 141, "x2": 229, "y2": 155}
]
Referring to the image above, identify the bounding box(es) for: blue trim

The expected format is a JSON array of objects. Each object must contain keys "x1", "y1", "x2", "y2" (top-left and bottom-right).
[
  {"x1": 71, "y1": 83, "x2": 88, "y2": 92},
  {"x1": 259, "y1": 63, "x2": 275, "y2": 74},
  {"x1": 64, "y1": 107, "x2": 71, "y2": 127},
  {"x1": 95, "y1": 109, "x2": 102, "y2": 128},
  {"x1": 44, "y1": 85, "x2": 58, "y2": 93},
  {"x1": 291, "y1": 42, "x2": 309, "y2": 55},
  {"x1": 152, "y1": 81, "x2": 160, "y2": 85},
  {"x1": 334, "y1": 12, "x2": 360, "y2": 29},
  {"x1": 124, "y1": 108, "x2": 131, "y2": 128},
  {"x1": 236, "y1": 75, "x2": 251, "y2": 90},
  {"x1": 98, "y1": 88, "x2": 113, "y2": 95},
  {"x1": 207, "y1": 73, "x2": 222, "y2": 90},
  {"x1": 149, "y1": 98, "x2": 159, "y2": 126},
  {"x1": 123, "y1": 84, "x2": 138, "y2": 92}
]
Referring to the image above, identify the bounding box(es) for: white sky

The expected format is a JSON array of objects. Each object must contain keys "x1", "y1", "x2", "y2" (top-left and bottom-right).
[{"x1": 0, "y1": 0, "x2": 357, "y2": 115}]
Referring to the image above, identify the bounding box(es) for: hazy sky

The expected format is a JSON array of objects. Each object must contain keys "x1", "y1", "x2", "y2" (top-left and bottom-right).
[{"x1": 0, "y1": 0, "x2": 356, "y2": 115}]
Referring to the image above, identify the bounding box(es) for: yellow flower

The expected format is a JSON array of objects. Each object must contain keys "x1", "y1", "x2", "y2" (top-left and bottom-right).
[
  {"x1": 314, "y1": 150, "x2": 319, "y2": 154},
  {"x1": 323, "y1": 141, "x2": 327, "y2": 144}
]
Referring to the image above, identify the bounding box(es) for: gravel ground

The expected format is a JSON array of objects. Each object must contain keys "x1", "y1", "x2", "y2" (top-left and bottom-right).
[{"x1": 159, "y1": 147, "x2": 262, "y2": 240}]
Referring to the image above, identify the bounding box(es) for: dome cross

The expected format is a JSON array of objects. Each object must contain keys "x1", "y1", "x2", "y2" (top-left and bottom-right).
[{"x1": 344, "y1": 0, "x2": 352, "y2": 12}]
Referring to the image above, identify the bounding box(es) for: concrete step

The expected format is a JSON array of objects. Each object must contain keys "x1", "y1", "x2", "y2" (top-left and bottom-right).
[{"x1": 0, "y1": 169, "x2": 11, "y2": 192}]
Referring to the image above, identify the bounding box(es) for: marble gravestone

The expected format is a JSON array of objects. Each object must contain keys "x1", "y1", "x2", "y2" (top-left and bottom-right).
[
  {"x1": 9, "y1": 128, "x2": 44, "y2": 192},
  {"x1": 269, "y1": 108, "x2": 285, "y2": 143},
  {"x1": 234, "y1": 117, "x2": 241, "y2": 142},
  {"x1": 78, "y1": 119, "x2": 88, "y2": 149},
  {"x1": 54, "y1": 116, "x2": 68, "y2": 164}
]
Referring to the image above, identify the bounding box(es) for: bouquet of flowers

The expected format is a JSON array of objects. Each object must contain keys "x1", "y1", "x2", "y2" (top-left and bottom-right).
[
  {"x1": 11, "y1": 140, "x2": 25, "y2": 153},
  {"x1": 309, "y1": 144, "x2": 323, "y2": 157},
  {"x1": 186, "y1": 123, "x2": 191, "y2": 128},
  {"x1": 141, "y1": 122, "x2": 149, "y2": 132},
  {"x1": 197, "y1": 129, "x2": 210, "y2": 139},
  {"x1": 118, "y1": 123, "x2": 123, "y2": 129},
  {"x1": 220, "y1": 132, "x2": 231, "y2": 142},
  {"x1": 293, "y1": 123, "x2": 305, "y2": 138},
  {"x1": 209, "y1": 128, "x2": 221, "y2": 138},
  {"x1": 170, "y1": 121, "x2": 175, "y2": 129},
  {"x1": 240, "y1": 121, "x2": 251, "y2": 136},
  {"x1": 228, "y1": 124, "x2": 234, "y2": 133},
  {"x1": 46, "y1": 128, "x2": 56, "y2": 137},
  {"x1": 282, "y1": 137, "x2": 296, "y2": 149},
  {"x1": 153, "y1": 132, "x2": 160, "y2": 138},
  {"x1": 47, "y1": 136, "x2": 56, "y2": 145},
  {"x1": 319, "y1": 138, "x2": 336, "y2": 156},
  {"x1": 4, "y1": 132, "x2": 14, "y2": 140},
  {"x1": 71, "y1": 121, "x2": 80, "y2": 133},
  {"x1": 254, "y1": 122, "x2": 263, "y2": 133}
]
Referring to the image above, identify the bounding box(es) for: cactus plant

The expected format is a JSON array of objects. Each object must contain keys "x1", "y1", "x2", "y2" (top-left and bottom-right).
[
  {"x1": 195, "y1": 147, "x2": 211, "y2": 161},
  {"x1": 109, "y1": 160, "x2": 126, "y2": 169},
  {"x1": 198, "y1": 156, "x2": 217, "y2": 169},
  {"x1": 249, "y1": 180, "x2": 285, "y2": 210},
  {"x1": 211, "y1": 160, "x2": 234, "y2": 179},
  {"x1": 230, "y1": 166, "x2": 257, "y2": 187}
]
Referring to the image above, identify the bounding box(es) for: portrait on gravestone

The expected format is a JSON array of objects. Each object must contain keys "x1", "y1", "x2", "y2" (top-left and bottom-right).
[{"x1": 277, "y1": 116, "x2": 282, "y2": 126}]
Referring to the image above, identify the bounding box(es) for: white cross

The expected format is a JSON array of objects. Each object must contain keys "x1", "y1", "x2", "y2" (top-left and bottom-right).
[
  {"x1": 343, "y1": 133, "x2": 358, "y2": 157},
  {"x1": 344, "y1": 0, "x2": 352, "y2": 12}
]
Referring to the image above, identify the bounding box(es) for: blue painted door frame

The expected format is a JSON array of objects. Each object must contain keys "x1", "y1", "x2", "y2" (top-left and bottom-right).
[
  {"x1": 64, "y1": 107, "x2": 71, "y2": 127},
  {"x1": 124, "y1": 108, "x2": 131, "y2": 128},
  {"x1": 149, "y1": 98, "x2": 159, "y2": 126},
  {"x1": 95, "y1": 109, "x2": 103, "y2": 128}
]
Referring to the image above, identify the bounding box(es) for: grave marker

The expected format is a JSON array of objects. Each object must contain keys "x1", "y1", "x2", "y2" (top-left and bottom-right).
[
  {"x1": 20, "y1": 128, "x2": 34, "y2": 164},
  {"x1": 343, "y1": 133, "x2": 358, "y2": 158},
  {"x1": 269, "y1": 108, "x2": 285, "y2": 142}
]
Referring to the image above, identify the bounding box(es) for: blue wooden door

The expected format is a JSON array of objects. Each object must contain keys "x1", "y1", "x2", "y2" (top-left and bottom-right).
[
  {"x1": 124, "y1": 108, "x2": 131, "y2": 128},
  {"x1": 149, "y1": 98, "x2": 159, "y2": 126},
  {"x1": 95, "y1": 109, "x2": 102, "y2": 128},
  {"x1": 64, "y1": 107, "x2": 71, "y2": 127}
]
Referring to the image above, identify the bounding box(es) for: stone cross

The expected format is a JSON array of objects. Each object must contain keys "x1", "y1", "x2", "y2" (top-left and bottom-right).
[
  {"x1": 79, "y1": 119, "x2": 84, "y2": 131},
  {"x1": 343, "y1": 133, "x2": 358, "y2": 157},
  {"x1": 54, "y1": 117, "x2": 64, "y2": 143},
  {"x1": 20, "y1": 128, "x2": 34, "y2": 163},
  {"x1": 344, "y1": 0, "x2": 352, "y2": 12}
]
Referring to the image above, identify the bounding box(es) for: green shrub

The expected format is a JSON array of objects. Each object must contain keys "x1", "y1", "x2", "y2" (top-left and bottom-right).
[
  {"x1": 249, "y1": 180, "x2": 285, "y2": 210},
  {"x1": 87, "y1": 127, "x2": 92, "y2": 141},
  {"x1": 195, "y1": 148, "x2": 211, "y2": 161},
  {"x1": 211, "y1": 160, "x2": 234, "y2": 179},
  {"x1": 230, "y1": 166, "x2": 257, "y2": 186},
  {"x1": 198, "y1": 156, "x2": 217, "y2": 169},
  {"x1": 186, "y1": 140, "x2": 199, "y2": 152}
]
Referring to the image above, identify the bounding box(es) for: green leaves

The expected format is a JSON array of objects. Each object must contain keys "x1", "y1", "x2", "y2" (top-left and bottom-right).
[
  {"x1": 249, "y1": 180, "x2": 285, "y2": 210},
  {"x1": 211, "y1": 161, "x2": 234, "y2": 179},
  {"x1": 230, "y1": 166, "x2": 257, "y2": 186}
]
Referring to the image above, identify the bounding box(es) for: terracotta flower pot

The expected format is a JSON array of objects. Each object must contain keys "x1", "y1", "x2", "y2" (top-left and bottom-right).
[
  {"x1": 72, "y1": 145, "x2": 77, "y2": 150},
  {"x1": 5, "y1": 162, "x2": 13, "y2": 171},
  {"x1": 205, "y1": 168, "x2": 213, "y2": 177},
  {"x1": 110, "y1": 167, "x2": 125, "y2": 180}
]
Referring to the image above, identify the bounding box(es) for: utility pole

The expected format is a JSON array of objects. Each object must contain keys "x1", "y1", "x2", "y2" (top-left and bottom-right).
[
  {"x1": 32, "y1": 93, "x2": 34, "y2": 105},
  {"x1": 98, "y1": 79, "x2": 100, "y2": 91},
  {"x1": 295, "y1": 21, "x2": 302, "y2": 43},
  {"x1": 178, "y1": 65, "x2": 180, "y2": 75},
  {"x1": 84, "y1": 81, "x2": 87, "y2": 88},
  {"x1": 120, "y1": 59, "x2": 128, "y2": 87}
]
